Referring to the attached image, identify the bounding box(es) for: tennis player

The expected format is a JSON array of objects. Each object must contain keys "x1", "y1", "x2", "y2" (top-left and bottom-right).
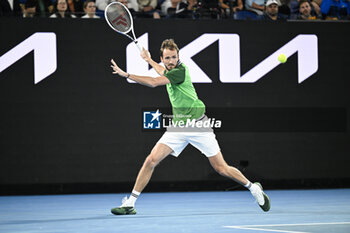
[{"x1": 110, "y1": 39, "x2": 271, "y2": 215}]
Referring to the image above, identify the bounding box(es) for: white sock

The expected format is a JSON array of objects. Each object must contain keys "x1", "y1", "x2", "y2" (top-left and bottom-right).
[
  {"x1": 244, "y1": 181, "x2": 258, "y2": 193},
  {"x1": 244, "y1": 181, "x2": 252, "y2": 189},
  {"x1": 127, "y1": 190, "x2": 140, "y2": 206}
]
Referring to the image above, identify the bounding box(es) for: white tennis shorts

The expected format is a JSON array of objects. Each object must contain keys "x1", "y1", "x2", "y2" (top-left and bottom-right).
[{"x1": 157, "y1": 131, "x2": 221, "y2": 157}]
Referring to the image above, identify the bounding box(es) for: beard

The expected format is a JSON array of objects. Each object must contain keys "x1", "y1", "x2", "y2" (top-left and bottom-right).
[
  {"x1": 302, "y1": 10, "x2": 310, "y2": 16},
  {"x1": 166, "y1": 64, "x2": 175, "y2": 70},
  {"x1": 269, "y1": 10, "x2": 278, "y2": 17}
]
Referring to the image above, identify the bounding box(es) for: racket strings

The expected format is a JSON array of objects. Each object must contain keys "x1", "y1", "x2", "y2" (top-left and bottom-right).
[{"x1": 106, "y1": 5, "x2": 132, "y2": 33}]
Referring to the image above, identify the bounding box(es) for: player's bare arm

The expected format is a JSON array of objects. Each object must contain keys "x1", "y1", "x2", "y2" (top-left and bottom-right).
[
  {"x1": 110, "y1": 59, "x2": 170, "y2": 88},
  {"x1": 140, "y1": 48, "x2": 166, "y2": 76}
]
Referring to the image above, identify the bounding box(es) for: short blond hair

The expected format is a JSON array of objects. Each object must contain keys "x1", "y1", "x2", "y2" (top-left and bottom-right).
[{"x1": 160, "y1": 39, "x2": 179, "y2": 57}]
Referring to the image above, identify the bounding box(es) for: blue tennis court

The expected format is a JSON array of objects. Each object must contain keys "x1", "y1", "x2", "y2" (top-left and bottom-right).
[{"x1": 1, "y1": 189, "x2": 350, "y2": 233}]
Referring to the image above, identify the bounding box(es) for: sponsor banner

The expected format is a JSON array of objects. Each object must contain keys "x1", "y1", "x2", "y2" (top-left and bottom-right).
[
  {"x1": 142, "y1": 107, "x2": 346, "y2": 132},
  {"x1": 142, "y1": 108, "x2": 220, "y2": 132}
]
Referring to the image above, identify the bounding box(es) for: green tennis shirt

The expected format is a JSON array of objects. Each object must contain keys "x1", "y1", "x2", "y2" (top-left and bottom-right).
[{"x1": 163, "y1": 62, "x2": 205, "y2": 122}]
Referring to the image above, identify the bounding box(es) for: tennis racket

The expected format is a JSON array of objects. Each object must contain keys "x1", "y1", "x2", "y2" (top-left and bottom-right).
[{"x1": 104, "y1": 2, "x2": 142, "y2": 51}]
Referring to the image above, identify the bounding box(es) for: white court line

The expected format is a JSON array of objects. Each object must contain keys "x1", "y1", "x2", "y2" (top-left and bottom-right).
[
  {"x1": 226, "y1": 226, "x2": 308, "y2": 233},
  {"x1": 223, "y1": 222, "x2": 350, "y2": 233}
]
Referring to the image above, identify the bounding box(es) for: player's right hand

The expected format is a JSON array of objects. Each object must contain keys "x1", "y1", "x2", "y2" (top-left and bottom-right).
[{"x1": 140, "y1": 48, "x2": 151, "y2": 62}]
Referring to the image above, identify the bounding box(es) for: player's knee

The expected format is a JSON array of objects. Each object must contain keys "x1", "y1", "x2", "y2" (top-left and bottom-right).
[
  {"x1": 144, "y1": 154, "x2": 159, "y2": 168},
  {"x1": 214, "y1": 164, "x2": 227, "y2": 176}
]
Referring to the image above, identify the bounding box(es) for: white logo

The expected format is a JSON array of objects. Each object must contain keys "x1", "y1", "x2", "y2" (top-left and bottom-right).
[
  {"x1": 163, "y1": 118, "x2": 222, "y2": 129},
  {"x1": 143, "y1": 109, "x2": 162, "y2": 129},
  {"x1": 0, "y1": 32, "x2": 57, "y2": 84},
  {"x1": 126, "y1": 33, "x2": 318, "y2": 84}
]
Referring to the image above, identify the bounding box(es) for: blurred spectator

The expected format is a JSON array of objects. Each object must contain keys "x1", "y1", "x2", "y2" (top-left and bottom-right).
[
  {"x1": 96, "y1": 0, "x2": 115, "y2": 11},
  {"x1": 296, "y1": 0, "x2": 318, "y2": 19},
  {"x1": 245, "y1": 0, "x2": 267, "y2": 14},
  {"x1": 231, "y1": 0, "x2": 243, "y2": 12},
  {"x1": 234, "y1": 9, "x2": 259, "y2": 19},
  {"x1": 137, "y1": 0, "x2": 160, "y2": 18},
  {"x1": 313, "y1": 0, "x2": 322, "y2": 8},
  {"x1": 321, "y1": 0, "x2": 349, "y2": 19},
  {"x1": 290, "y1": 0, "x2": 320, "y2": 17},
  {"x1": 219, "y1": 0, "x2": 243, "y2": 17},
  {"x1": 118, "y1": 0, "x2": 128, "y2": 7},
  {"x1": 20, "y1": 0, "x2": 54, "y2": 17},
  {"x1": 260, "y1": 0, "x2": 287, "y2": 20},
  {"x1": 127, "y1": 0, "x2": 138, "y2": 10},
  {"x1": 117, "y1": 0, "x2": 136, "y2": 16},
  {"x1": 118, "y1": 0, "x2": 132, "y2": 10},
  {"x1": 23, "y1": 0, "x2": 36, "y2": 17},
  {"x1": 167, "y1": 0, "x2": 197, "y2": 18},
  {"x1": 218, "y1": 0, "x2": 230, "y2": 16},
  {"x1": 161, "y1": 0, "x2": 171, "y2": 14},
  {"x1": 278, "y1": 0, "x2": 291, "y2": 15},
  {"x1": 0, "y1": 0, "x2": 12, "y2": 16},
  {"x1": 82, "y1": 0, "x2": 100, "y2": 18},
  {"x1": 67, "y1": 0, "x2": 84, "y2": 17},
  {"x1": 0, "y1": 0, "x2": 21, "y2": 16},
  {"x1": 36, "y1": 0, "x2": 54, "y2": 17},
  {"x1": 50, "y1": 0, "x2": 76, "y2": 17},
  {"x1": 196, "y1": 0, "x2": 221, "y2": 18}
]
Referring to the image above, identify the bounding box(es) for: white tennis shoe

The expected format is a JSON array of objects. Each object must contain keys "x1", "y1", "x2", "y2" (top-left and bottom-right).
[
  {"x1": 120, "y1": 196, "x2": 134, "y2": 207},
  {"x1": 250, "y1": 182, "x2": 271, "y2": 212},
  {"x1": 250, "y1": 184, "x2": 265, "y2": 205}
]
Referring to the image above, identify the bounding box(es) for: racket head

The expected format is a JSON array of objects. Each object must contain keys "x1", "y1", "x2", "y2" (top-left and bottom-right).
[{"x1": 104, "y1": 2, "x2": 134, "y2": 36}]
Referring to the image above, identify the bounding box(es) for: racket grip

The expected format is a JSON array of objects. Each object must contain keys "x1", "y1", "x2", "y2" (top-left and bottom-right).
[{"x1": 135, "y1": 41, "x2": 143, "y2": 52}]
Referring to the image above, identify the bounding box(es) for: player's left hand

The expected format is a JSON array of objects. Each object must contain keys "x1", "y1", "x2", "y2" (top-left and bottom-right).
[{"x1": 111, "y1": 59, "x2": 128, "y2": 77}]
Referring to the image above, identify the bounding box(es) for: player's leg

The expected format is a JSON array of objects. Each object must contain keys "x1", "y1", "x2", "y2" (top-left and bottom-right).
[
  {"x1": 208, "y1": 151, "x2": 271, "y2": 212},
  {"x1": 187, "y1": 132, "x2": 248, "y2": 183},
  {"x1": 133, "y1": 143, "x2": 173, "y2": 193},
  {"x1": 188, "y1": 132, "x2": 270, "y2": 212},
  {"x1": 111, "y1": 143, "x2": 172, "y2": 215},
  {"x1": 208, "y1": 151, "x2": 248, "y2": 185}
]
